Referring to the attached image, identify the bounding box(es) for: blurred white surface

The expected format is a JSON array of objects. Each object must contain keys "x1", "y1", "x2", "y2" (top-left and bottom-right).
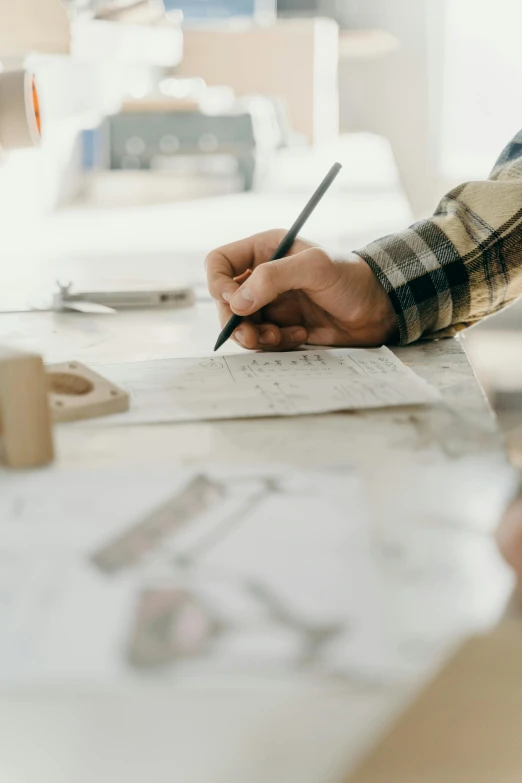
[
  {"x1": 0, "y1": 134, "x2": 409, "y2": 312},
  {"x1": 0, "y1": 680, "x2": 400, "y2": 783},
  {"x1": 440, "y1": 0, "x2": 522, "y2": 181}
]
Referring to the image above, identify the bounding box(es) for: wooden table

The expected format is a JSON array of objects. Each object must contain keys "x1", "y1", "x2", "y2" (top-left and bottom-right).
[
  {"x1": 0, "y1": 139, "x2": 516, "y2": 783},
  {"x1": 0, "y1": 305, "x2": 507, "y2": 469}
]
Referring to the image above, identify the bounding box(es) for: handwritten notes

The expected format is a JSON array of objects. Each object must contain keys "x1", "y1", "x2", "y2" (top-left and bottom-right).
[{"x1": 90, "y1": 347, "x2": 439, "y2": 425}]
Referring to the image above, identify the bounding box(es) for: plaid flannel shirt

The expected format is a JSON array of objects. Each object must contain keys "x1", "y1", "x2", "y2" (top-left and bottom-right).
[{"x1": 356, "y1": 130, "x2": 522, "y2": 345}]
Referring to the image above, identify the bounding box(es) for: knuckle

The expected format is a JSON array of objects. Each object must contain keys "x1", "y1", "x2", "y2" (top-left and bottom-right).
[
  {"x1": 204, "y1": 250, "x2": 216, "y2": 271},
  {"x1": 255, "y1": 263, "x2": 277, "y2": 291},
  {"x1": 208, "y1": 280, "x2": 221, "y2": 298},
  {"x1": 313, "y1": 247, "x2": 333, "y2": 270},
  {"x1": 211, "y1": 284, "x2": 229, "y2": 302},
  {"x1": 347, "y1": 306, "x2": 365, "y2": 331}
]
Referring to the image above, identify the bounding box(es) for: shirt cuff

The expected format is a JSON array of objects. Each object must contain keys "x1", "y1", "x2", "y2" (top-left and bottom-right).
[{"x1": 355, "y1": 219, "x2": 464, "y2": 345}]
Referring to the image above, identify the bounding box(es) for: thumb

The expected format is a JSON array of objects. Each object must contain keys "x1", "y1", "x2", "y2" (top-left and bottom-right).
[{"x1": 229, "y1": 249, "x2": 334, "y2": 315}]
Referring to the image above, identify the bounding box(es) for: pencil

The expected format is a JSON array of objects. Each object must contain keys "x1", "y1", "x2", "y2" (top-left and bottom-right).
[{"x1": 213, "y1": 161, "x2": 342, "y2": 351}]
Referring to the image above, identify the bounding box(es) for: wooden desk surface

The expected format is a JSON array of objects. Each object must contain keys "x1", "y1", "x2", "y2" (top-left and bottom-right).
[{"x1": 0, "y1": 304, "x2": 506, "y2": 470}]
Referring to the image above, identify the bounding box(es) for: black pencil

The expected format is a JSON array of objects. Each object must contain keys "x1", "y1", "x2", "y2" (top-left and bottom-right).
[{"x1": 213, "y1": 161, "x2": 342, "y2": 351}]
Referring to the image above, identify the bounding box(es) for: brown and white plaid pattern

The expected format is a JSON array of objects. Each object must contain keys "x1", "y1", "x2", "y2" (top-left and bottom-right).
[{"x1": 356, "y1": 130, "x2": 522, "y2": 344}]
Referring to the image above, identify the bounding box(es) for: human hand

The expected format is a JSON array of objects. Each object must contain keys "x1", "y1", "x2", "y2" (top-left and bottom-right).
[{"x1": 206, "y1": 229, "x2": 398, "y2": 351}]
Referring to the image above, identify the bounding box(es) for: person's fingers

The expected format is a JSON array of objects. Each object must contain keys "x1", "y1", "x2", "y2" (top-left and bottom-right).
[
  {"x1": 237, "y1": 323, "x2": 308, "y2": 351},
  {"x1": 218, "y1": 291, "x2": 302, "y2": 333},
  {"x1": 206, "y1": 230, "x2": 309, "y2": 304},
  {"x1": 497, "y1": 496, "x2": 522, "y2": 582},
  {"x1": 257, "y1": 324, "x2": 282, "y2": 347},
  {"x1": 206, "y1": 233, "x2": 284, "y2": 303},
  {"x1": 216, "y1": 301, "x2": 260, "y2": 348},
  {"x1": 206, "y1": 237, "x2": 257, "y2": 302},
  {"x1": 209, "y1": 270, "x2": 240, "y2": 305},
  {"x1": 232, "y1": 319, "x2": 260, "y2": 350},
  {"x1": 263, "y1": 292, "x2": 305, "y2": 328},
  {"x1": 265, "y1": 325, "x2": 308, "y2": 351},
  {"x1": 229, "y1": 249, "x2": 335, "y2": 316},
  {"x1": 234, "y1": 268, "x2": 252, "y2": 286},
  {"x1": 216, "y1": 302, "x2": 264, "y2": 335},
  {"x1": 216, "y1": 300, "x2": 232, "y2": 327},
  {"x1": 215, "y1": 308, "x2": 308, "y2": 350}
]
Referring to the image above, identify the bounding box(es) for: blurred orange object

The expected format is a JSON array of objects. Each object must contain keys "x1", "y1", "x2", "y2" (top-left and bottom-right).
[
  {"x1": 32, "y1": 77, "x2": 41, "y2": 136},
  {"x1": 0, "y1": 70, "x2": 41, "y2": 151}
]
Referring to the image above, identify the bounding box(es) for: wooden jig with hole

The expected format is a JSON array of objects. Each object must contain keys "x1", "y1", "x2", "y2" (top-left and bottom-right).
[
  {"x1": 47, "y1": 362, "x2": 129, "y2": 423},
  {"x1": 0, "y1": 349, "x2": 129, "y2": 469}
]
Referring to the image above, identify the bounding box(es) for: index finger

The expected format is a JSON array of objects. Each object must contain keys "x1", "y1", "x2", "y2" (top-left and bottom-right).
[{"x1": 205, "y1": 235, "x2": 258, "y2": 302}]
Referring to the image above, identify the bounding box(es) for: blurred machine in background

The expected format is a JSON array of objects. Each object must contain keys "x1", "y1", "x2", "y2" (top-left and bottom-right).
[
  {"x1": 83, "y1": 89, "x2": 283, "y2": 191},
  {"x1": 0, "y1": 0, "x2": 441, "y2": 217},
  {"x1": 55, "y1": 0, "x2": 333, "y2": 202}
]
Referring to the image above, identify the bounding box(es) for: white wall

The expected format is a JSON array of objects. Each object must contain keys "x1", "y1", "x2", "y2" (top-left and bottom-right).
[{"x1": 439, "y1": 0, "x2": 522, "y2": 182}]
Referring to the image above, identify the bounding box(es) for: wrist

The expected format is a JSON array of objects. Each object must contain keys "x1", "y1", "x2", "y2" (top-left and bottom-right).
[{"x1": 349, "y1": 253, "x2": 399, "y2": 344}]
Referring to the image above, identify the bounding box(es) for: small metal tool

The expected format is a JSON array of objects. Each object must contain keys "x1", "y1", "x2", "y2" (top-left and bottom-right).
[{"x1": 54, "y1": 282, "x2": 195, "y2": 314}]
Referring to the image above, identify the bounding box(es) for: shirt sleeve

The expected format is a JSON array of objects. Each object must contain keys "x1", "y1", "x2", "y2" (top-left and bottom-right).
[{"x1": 355, "y1": 130, "x2": 522, "y2": 345}]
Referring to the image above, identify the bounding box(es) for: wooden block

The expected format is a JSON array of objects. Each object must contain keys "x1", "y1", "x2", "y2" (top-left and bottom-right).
[
  {"x1": 47, "y1": 362, "x2": 129, "y2": 423},
  {"x1": 344, "y1": 623, "x2": 522, "y2": 783},
  {"x1": 179, "y1": 19, "x2": 339, "y2": 144},
  {"x1": 0, "y1": 347, "x2": 54, "y2": 469},
  {"x1": 0, "y1": 0, "x2": 70, "y2": 58}
]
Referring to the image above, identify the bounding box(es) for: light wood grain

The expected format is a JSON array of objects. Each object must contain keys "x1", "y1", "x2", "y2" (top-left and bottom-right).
[
  {"x1": 0, "y1": 347, "x2": 54, "y2": 469},
  {"x1": 47, "y1": 361, "x2": 129, "y2": 423}
]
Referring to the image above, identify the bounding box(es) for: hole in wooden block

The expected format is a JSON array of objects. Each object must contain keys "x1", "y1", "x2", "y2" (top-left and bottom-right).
[
  {"x1": 47, "y1": 372, "x2": 94, "y2": 397},
  {"x1": 46, "y1": 361, "x2": 129, "y2": 423}
]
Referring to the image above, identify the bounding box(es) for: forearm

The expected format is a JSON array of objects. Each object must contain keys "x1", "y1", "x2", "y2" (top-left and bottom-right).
[{"x1": 356, "y1": 131, "x2": 522, "y2": 344}]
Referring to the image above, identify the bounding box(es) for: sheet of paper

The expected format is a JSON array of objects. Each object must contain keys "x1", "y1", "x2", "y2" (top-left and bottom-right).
[
  {"x1": 88, "y1": 347, "x2": 439, "y2": 425},
  {"x1": 0, "y1": 460, "x2": 509, "y2": 686},
  {"x1": 0, "y1": 463, "x2": 384, "y2": 683}
]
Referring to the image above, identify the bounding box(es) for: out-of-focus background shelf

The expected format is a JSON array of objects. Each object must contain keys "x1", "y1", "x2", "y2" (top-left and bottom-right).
[{"x1": 71, "y1": 16, "x2": 183, "y2": 67}]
